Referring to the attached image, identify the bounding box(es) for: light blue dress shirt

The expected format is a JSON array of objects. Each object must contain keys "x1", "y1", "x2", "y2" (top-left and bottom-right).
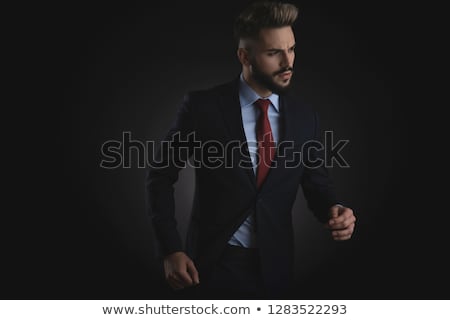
[{"x1": 228, "y1": 74, "x2": 280, "y2": 248}]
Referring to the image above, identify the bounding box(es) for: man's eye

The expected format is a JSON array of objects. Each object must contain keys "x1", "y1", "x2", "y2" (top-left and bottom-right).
[{"x1": 267, "y1": 52, "x2": 278, "y2": 56}]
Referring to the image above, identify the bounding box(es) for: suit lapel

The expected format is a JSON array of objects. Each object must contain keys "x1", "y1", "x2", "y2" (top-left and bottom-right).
[
  {"x1": 258, "y1": 93, "x2": 310, "y2": 191},
  {"x1": 217, "y1": 79, "x2": 256, "y2": 189},
  {"x1": 278, "y1": 93, "x2": 297, "y2": 147},
  {"x1": 279, "y1": 93, "x2": 313, "y2": 149},
  {"x1": 215, "y1": 81, "x2": 310, "y2": 192}
]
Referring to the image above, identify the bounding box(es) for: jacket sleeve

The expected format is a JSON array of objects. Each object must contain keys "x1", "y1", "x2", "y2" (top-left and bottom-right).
[
  {"x1": 301, "y1": 111, "x2": 339, "y2": 223},
  {"x1": 145, "y1": 93, "x2": 197, "y2": 256}
]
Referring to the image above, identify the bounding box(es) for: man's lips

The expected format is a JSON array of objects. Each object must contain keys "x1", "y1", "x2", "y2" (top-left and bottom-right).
[{"x1": 278, "y1": 71, "x2": 292, "y2": 79}]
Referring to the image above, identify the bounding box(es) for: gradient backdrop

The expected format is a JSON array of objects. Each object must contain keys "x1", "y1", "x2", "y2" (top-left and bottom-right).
[{"x1": 11, "y1": 0, "x2": 441, "y2": 300}]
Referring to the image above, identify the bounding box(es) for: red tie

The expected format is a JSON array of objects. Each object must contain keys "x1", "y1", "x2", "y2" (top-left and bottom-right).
[{"x1": 255, "y1": 99, "x2": 275, "y2": 189}]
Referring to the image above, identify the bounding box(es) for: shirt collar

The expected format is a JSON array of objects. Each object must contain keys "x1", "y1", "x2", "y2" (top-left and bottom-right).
[{"x1": 238, "y1": 73, "x2": 280, "y2": 112}]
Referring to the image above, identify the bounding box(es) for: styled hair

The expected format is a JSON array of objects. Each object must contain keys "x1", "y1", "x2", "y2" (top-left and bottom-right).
[{"x1": 234, "y1": 1, "x2": 299, "y2": 41}]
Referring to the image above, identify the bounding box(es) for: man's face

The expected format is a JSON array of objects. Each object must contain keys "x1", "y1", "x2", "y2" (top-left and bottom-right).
[{"x1": 248, "y1": 26, "x2": 296, "y2": 94}]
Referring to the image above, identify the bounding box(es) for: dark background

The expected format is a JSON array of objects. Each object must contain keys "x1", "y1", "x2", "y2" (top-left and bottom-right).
[{"x1": 7, "y1": 0, "x2": 445, "y2": 300}]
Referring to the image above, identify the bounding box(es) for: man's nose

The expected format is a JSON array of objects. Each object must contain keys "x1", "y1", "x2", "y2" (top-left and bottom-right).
[{"x1": 280, "y1": 51, "x2": 291, "y2": 68}]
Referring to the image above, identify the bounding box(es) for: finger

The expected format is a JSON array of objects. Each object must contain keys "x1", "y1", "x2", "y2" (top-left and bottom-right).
[
  {"x1": 327, "y1": 206, "x2": 344, "y2": 228},
  {"x1": 332, "y1": 207, "x2": 352, "y2": 222},
  {"x1": 333, "y1": 223, "x2": 354, "y2": 235},
  {"x1": 331, "y1": 228, "x2": 352, "y2": 238},
  {"x1": 187, "y1": 260, "x2": 200, "y2": 285},
  {"x1": 331, "y1": 224, "x2": 355, "y2": 240},
  {"x1": 176, "y1": 268, "x2": 194, "y2": 287},
  {"x1": 167, "y1": 277, "x2": 184, "y2": 290},
  {"x1": 333, "y1": 233, "x2": 353, "y2": 241},
  {"x1": 167, "y1": 272, "x2": 184, "y2": 286},
  {"x1": 329, "y1": 205, "x2": 340, "y2": 219},
  {"x1": 329, "y1": 215, "x2": 356, "y2": 230},
  {"x1": 329, "y1": 209, "x2": 356, "y2": 229},
  {"x1": 168, "y1": 279, "x2": 182, "y2": 290}
]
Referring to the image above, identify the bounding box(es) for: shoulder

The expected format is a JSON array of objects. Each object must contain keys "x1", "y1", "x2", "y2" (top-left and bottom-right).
[{"x1": 183, "y1": 79, "x2": 238, "y2": 106}]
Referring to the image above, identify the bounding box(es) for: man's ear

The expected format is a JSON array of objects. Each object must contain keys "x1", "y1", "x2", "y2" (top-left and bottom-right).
[{"x1": 237, "y1": 48, "x2": 251, "y2": 66}]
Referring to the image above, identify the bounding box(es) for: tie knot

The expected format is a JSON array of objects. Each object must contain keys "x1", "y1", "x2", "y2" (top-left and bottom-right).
[{"x1": 254, "y1": 99, "x2": 270, "y2": 113}]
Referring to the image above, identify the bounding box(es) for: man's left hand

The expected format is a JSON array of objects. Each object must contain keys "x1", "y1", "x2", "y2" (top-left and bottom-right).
[{"x1": 325, "y1": 205, "x2": 356, "y2": 241}]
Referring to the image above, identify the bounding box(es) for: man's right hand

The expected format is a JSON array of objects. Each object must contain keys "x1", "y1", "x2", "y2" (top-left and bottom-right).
[{"x1": 163, "y1": 251, "x2": 200, "y2": 290}]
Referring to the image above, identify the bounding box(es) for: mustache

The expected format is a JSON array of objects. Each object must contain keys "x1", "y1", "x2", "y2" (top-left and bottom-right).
[{"x1": 274, "y1": 67, "x2": 293, "y2": 76}]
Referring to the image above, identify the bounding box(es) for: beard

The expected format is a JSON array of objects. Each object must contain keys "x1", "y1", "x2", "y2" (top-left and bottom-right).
[{"x1": 250, "y1": 61, "x2": 294, "y2": 95}]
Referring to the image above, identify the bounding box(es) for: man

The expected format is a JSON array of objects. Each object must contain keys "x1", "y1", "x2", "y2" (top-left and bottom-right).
[{"x1": 146, "y1": 1, "x2": 356, "y2": 299}]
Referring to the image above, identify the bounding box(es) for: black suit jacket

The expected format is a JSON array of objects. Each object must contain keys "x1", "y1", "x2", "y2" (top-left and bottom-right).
[{"x1": 146, "y1": 78, "x2": 338, "y2": 296}]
